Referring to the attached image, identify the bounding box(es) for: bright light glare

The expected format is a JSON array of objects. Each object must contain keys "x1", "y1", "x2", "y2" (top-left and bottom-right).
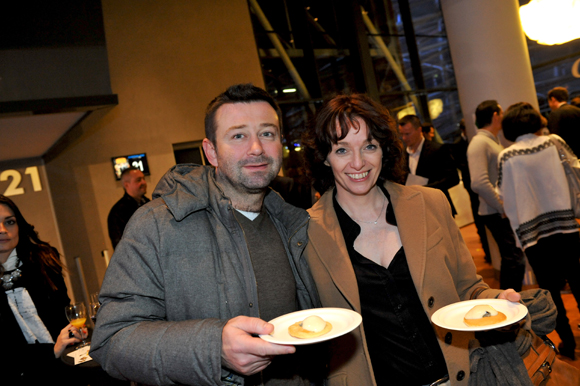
[
  {"x1": 282, "y1": 88, "x2": 297, "y2": 93},
  {"x1": 396, "y1": 99, "x2": 444, "y2": 121},
  {"x1": 519, "y1": 0, "x2": 580, "y2": 45},
  {"x1": 428, "y1": 99, "x2": 443, "y2": 120},
  {"x1": 397, "y1": 105, "x2": 416, "y2": 121}
]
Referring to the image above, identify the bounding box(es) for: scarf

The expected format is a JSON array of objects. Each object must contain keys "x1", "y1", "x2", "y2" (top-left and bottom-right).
[{"x1": 2, "y1": 249, "x2": 54, "y2": 344}]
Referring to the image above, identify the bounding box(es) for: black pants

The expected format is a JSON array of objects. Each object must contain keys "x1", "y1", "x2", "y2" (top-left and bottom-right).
[
  {"x1": 481, "y1": 214, "x2": 525, "y2": 291},
  {"x1": 525, "y1": 232, "x2": 580, "y2": 348}
]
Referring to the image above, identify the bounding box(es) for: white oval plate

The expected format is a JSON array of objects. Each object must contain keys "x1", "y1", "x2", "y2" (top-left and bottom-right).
[
  {"x1": 431, "y1": 298, "x2": 528, "y2": 331},
  {"x1": 259, "y1": 307, "x2": 362, "y2": 345}
]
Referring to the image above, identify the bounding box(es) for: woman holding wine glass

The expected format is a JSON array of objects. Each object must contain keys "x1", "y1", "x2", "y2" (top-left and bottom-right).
[
  {"x1": 0, "y1": 195, "x2": 86, "y2": 385},
  {"x1": 66, "y1": 302, "x2": 91, "y2": 348}
]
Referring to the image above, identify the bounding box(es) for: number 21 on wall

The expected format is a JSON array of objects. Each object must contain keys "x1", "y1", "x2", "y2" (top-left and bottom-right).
[{"x1": 0, "y1": 167, "x2": 43, "y2": 196}]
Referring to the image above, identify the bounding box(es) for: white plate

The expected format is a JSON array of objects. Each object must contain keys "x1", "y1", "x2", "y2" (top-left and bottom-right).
[
  {"x1": 431, "y1": 298, "x2": 528, "y2": 331},
  {"x1": 259, "y1": 307, "x2": 362, "y2": 345}
]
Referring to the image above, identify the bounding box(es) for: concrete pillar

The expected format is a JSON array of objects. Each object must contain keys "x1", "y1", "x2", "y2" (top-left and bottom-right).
[{"x1": 441, "y1": 0, "x2": 538, "y2": 141}]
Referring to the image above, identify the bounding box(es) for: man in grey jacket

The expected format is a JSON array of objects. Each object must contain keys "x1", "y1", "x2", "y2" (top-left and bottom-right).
[
  {"x1": 467, "y1": 100, "x2": 525, "y2": 292},
  {"x1": 90, "y1": 84, "x2": 321, "y2": 385}
]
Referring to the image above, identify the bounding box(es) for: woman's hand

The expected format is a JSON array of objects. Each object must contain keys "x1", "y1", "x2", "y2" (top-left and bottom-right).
[
  {"x1": 53, "y1": 323, "x2": 87, "y2": 358},
  {"x1": 497, "y1": 288, "x2": 521, "y2": 303},
  {"x1": 493, "y1": 288, "x2": 523, "y2": 333}
]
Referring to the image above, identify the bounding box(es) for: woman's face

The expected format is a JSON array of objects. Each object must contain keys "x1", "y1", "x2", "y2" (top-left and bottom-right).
[
  {"x1": 325, "y1": 119, "x2": 383, "y2": 200},
  {"x1": 0, "y1": 204, "x2": 19, "y2": 264}
]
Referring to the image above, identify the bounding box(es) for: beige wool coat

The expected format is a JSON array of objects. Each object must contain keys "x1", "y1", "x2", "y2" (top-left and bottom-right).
[{"x1": 305, "y1": 181, "x2": 503, "y2": 386}]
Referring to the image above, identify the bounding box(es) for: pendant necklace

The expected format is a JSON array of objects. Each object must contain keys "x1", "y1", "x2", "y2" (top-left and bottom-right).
[{"x1": 352, "y1": 193, "x2": 386, "y2": 225}]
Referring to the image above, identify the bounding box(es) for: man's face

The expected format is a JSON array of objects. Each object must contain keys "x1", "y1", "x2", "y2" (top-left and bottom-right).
[
  {"x1": 203, "y1": 101, "x2": 282, "y2": 196},
  {"x1": 399, "y1": 122, "x2": 423, "y2": 151},
  {"x1": 548, "y1": 97, "x2": 560, "y2": 111},
  {"x1": 492, "y1": 106, "x2": 504, "y2": 129},
  {"x1": 425, "y1": 126, "x2": 435, "y2": 141},
  {"x1": 123, "y1": 170, "x2": 147, "y2": 199}
]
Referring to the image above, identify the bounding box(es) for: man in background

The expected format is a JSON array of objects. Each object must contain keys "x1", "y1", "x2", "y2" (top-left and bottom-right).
[
  {"x1": 399, "y1": 114, "x2": 459, "y2": 215},
  {"x1": 421, "y1": 123, "x2": 436, "y2": 141},
  {"x1": 467, "y1": 100, "x2": 525, "y2": 291},
  {"x1": 107, "y1": 166, "x2": 149, "y2": 248},
  {"x1": 547, "y1": 86, "x2": 580, "y2": 156}
]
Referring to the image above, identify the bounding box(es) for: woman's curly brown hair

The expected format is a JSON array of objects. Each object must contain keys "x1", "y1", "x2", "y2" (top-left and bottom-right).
[{"x1": 302, "y1": 93, "x2": 406, "y2": 194}]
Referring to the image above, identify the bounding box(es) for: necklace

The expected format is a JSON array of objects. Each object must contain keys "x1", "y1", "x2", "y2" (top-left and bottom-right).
[{"x1": 351, "y1": 193, "x2": 387, "y2": 225}]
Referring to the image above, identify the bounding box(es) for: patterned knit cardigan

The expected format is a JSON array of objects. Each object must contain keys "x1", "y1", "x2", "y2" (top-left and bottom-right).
[{"x1": 496, "y1": 134, "x2": 579, "y2": 249}]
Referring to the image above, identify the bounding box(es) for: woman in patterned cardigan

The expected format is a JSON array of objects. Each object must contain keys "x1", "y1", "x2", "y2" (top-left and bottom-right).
[{"x1": 497, "y1": 102, "x2": 580, "y2": 360}]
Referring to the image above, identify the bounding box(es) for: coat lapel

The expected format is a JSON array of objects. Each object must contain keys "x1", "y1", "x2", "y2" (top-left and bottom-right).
[
  {"x1": 385, "y1": 181, "x2": 427, "y2": 295},
  {"x1": 308, "y1": 191, "x2": 362, "y2": 312},
  {"x1": 308, "y1": 182, "x2": 430, "y2": 311}
]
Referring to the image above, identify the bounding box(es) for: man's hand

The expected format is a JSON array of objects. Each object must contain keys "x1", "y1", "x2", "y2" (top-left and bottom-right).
[
  {"x1": 222, "y1": 316, "x2": 295, "y2": 376},
  {"x1": 498, "y1": 288, "x2": 521, "y2": 303}
]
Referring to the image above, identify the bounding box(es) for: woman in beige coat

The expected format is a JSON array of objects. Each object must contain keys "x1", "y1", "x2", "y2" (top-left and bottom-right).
[{"x1": 301, "y1": 94, "x2": 520, "y2": 386}]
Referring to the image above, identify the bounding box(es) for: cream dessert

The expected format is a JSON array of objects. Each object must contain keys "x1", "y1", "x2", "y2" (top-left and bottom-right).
[
  {"x1": 288, "y1": 315, "x2": 332, "y2": 338},
  {"x1": 464, "y1": 304, "x2": 507, "y2": 327}
]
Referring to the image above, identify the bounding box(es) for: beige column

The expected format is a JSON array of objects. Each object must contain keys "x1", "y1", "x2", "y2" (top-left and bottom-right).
[{"x1": 441, "y1": 0, "x2": 538, "y2": 141}]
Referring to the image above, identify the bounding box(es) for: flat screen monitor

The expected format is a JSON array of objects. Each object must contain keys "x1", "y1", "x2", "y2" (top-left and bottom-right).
[{"x1": 112, "y1": 153, "x2": 150, "y2": 180}]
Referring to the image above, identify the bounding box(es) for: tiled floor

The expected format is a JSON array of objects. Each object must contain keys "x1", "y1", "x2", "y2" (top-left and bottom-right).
[{"x1": 459, "y1": 223, "x2": 580, "y2": 369}]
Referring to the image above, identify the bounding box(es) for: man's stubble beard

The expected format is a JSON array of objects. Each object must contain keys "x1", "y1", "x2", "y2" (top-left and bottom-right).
[{"x1": 216, "y1": 154, "x2": 282, "y2": 200}]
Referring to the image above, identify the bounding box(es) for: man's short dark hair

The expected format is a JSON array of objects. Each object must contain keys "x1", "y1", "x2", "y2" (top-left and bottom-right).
[
  {"x1": 398, "y1": 114, "x2": 421, "y2": 129},
  {"x1": 421, "y1": 124, "x2": 433, "y2": 135},
  {"x1": 548, "y1": 87, "x2": 569, "y2": 103},
  {"x1": 204, "y1": 83, "x2": 282, "y2": 144},
  {"x1": 501, "y1": 102, "x2": 543, "y2": 142},
  {"x1": 475, "y1": 100, "x2": 501, "y2": 129},
  {"x1": 302, "y1": 93, "x2": 406, "y2": 194},
  {"x1": 120, "y1": 166, "x2": 140, "y2": 180}
]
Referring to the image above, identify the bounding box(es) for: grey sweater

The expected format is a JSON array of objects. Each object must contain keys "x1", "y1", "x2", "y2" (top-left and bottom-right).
[
  {"x1": 467, "y1": 130, "x2": 505, "y2": 215},
  {"x1": 90, "y1": 164, "x2": 321, "y2": 385}
]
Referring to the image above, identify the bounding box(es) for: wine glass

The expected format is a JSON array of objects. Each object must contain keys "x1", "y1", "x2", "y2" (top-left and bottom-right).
[
  {"x1": 90, "y1": 291, "x2": 100, "y2": 304},
  {"x1": 88, "y1": 301, "x2": 100, "y2": 327},
  {"x1": 65, "y1": 302, "x2": 90, "y2": 348}
]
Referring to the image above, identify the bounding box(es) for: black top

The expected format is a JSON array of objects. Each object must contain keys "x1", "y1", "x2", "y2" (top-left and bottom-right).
[
  {"x1": 107, "y1": 192, "x2": 150, "y2": 248},
  {"x1": 333, "y1": 187, "x2": 448, "y2": 386}
]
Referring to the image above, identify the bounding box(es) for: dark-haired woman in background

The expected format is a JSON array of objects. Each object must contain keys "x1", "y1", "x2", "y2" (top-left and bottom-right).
[
  {"x1": 0, "y1": 195, "x2": 86, "y2": 384},
  {"x1": 301, "y1": 94, "x2": 521, "y2": 386},
  {"x1": 497, "y1": 102, "x2": 580, "y2": 359}
]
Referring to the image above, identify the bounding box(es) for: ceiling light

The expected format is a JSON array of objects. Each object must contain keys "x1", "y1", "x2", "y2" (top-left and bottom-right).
[{"x1": 519, "y1": 0, "x2": 580, "y2": 45}]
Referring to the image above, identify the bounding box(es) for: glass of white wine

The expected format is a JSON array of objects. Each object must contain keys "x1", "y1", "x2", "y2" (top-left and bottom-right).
[{"x1": 65, "y1": 302, "x2": 90, "y2": 348}]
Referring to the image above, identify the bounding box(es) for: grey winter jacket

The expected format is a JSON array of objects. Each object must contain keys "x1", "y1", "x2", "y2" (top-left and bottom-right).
[{"x1": 90, "y1": 164, "x2": 321, "y2": 385}]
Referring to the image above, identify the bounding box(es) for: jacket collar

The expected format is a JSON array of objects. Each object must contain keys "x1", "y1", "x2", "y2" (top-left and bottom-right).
[
  {"x1": 153, "y1": 163, "x2": 309, "y2": 233},
  {"x1": 308, "y1": 181, "x2": 426, "y2": 311}
]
